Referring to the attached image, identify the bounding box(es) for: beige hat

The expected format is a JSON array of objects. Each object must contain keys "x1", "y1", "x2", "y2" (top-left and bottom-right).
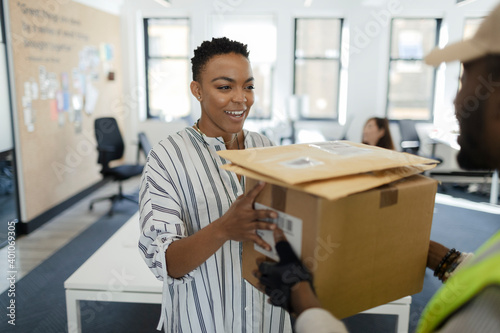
[{"x1": 425, "y1": 3, "x2": 500, "y2": 66}]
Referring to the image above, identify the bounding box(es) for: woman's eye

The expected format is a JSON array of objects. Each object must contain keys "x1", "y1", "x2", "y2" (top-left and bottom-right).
[
  {"x1": 246, "y1": 85, "x2": 255, "y2": 90},
  {"x1": 217, "y1": 86, "x2": 230, "y2": 90}
]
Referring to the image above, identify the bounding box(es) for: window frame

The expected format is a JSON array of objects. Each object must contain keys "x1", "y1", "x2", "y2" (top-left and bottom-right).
[
  {"x1": 385, "y1": 17, "x2": 442, "y2": 122},
  {"x1": 143, "y1": 17, "x2": 191, "y2": 120},
  {"x1": 293, "y1": 17, "x2": 343, "y2": 121},
  {"x1": 209, "y1": 14, "x2": 277, "y2": 121}
]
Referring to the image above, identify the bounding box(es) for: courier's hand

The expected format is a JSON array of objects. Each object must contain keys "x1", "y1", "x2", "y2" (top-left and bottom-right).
[
  {"x1": 253, "y1": 228, "x2": 314, "y2": 313},
  {"x1": 218, "y1": 181, "x2": 276, "y2": 250}
]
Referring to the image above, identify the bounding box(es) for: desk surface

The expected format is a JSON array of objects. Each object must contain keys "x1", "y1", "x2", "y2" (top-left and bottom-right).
[
  {"x1": 64, "y1": 212, "x2": 162, "y2": 293},
  {"x1": 428, "y1": 129, "x2": 460, "y2": 150}
]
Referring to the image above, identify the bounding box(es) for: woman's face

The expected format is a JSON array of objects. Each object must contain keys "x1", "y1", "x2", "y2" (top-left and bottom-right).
[
  {"x1": 192, "y1": 52, "x2": 254, "y2": 140},
  {"x1": 362, "y1": 119, "x2": 385, "y2": 146}
]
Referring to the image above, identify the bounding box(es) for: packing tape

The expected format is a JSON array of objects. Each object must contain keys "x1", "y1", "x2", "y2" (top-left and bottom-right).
[
  {"x1": 271, "y1": 184, "x2": 287, "y2": 211},
  {"x1": 380, "y1": 186, "x2": 398, "y2": 208}
]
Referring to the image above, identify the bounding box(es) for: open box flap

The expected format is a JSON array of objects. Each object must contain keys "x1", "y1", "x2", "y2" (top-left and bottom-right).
[
  {"x1": 222, "y1": 162, "x2": 436, "y2": 200},
  {"x1": 218, "y1": 141, "x2": 438, "y2": 185}
]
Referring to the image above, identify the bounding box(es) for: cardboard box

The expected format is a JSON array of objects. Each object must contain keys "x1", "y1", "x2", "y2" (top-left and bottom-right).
[{"x1": 218, "y1": 141, "x2": 438, "y2": 319}]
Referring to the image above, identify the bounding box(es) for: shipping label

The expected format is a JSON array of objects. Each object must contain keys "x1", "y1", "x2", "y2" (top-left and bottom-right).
[{"x1": 254, "y1": 203, "x2": 303, "y2": 261}]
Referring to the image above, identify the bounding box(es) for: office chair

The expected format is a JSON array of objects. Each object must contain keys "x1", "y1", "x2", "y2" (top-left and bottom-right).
[
  {"x1": 137, "y1": 132, "x2": 152, "y2": 163},
  {"x1": 89, "y1": 117, "x2": 144, "y2": 216},
  {"x1": 398, "y1": 119, "x2": 442, "y2": 163},
  {"x1": 398, "y1": 119, "x2": 421, "y2": 155}
]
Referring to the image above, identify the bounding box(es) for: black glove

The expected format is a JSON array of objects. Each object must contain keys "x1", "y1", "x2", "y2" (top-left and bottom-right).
[{"x1": 258, "y1": 240, "x2": 313, "y2": 313}]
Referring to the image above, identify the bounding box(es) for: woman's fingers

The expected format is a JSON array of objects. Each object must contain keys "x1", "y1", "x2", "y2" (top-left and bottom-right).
[
  {"x1": 252, "y1": 268, "x2": 262, "y2": 280},
  {"x1": 273, "y1": 227, "x2": 286, "y2": 243},
  {"x1": 250, "y1": 233, "x2": 272, "y2": 251},
  {"x1": 253, "y1": 221, "x2": 276, "y2": 231},
  {"x1": 254, "y1": 209, "x2": 278, "y2": 221},
  {"x1": 256, "y1": 256, "x2": 266, "y2": 267}
]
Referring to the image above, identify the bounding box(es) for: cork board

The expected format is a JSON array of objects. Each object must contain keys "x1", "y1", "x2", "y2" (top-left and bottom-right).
[{"x1": 7, "y1": 0, "x2": 124, "y2": 222}]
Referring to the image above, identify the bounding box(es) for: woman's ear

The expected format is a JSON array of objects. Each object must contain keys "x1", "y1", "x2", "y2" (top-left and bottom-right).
[{"x1": 190, "y1": 81, "x2": 202, "y2": 101}]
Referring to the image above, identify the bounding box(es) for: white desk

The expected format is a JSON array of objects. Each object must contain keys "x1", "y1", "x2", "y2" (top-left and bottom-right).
[
  {"x1": 65, "y1": 213, "x2": 412, "y2": 333},
  {"x1": 361, "y1": 296, "x2": 412, "y2": 333},
  {"x1": 64, "y1": 212, "x2": 162, "y2": 333}
]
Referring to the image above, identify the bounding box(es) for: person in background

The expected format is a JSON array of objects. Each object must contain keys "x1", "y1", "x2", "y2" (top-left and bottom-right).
[
  {"x1": 256, "y1": 3, "x2": 500, "y2": 333},
  {"x1": 361, "y1": 117, "x2": 395, "y2": 150},
  {"x1": 139, "y1": 37, "x2": 291, "y2": 332}
]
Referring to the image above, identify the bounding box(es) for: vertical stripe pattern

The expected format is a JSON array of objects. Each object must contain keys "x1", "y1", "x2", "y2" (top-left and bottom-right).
[{"x1": 139, "y1": 127, "x2": 292, "y2": 333}]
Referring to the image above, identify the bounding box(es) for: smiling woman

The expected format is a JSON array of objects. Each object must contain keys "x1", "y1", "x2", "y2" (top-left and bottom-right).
[
  {"x1": 138, "y1": 37, "x2": 292, "y2": 333},
  {"x1": 190, "y1": 51, "x2": 255, "y2": 149}
]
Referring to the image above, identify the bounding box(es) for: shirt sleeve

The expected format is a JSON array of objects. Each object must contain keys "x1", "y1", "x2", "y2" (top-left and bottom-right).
[
  {"x1": 138, "y1": 146, "x2": 197, "y2": 286},
  {"x1": 295, "y1": 308, "x2": 349, "y2": 333}
]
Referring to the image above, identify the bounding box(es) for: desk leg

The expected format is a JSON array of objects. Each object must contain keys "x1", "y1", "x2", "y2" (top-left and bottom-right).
[
  {"x1": 66, "y1": 290, "x2": 82, "y2": 333},
  {"x1": 491, "y1": 170, "x2": 499, "y2": 205},
  {"x1": 396, "y1": 303, "x2": 410, "y2": 333}
]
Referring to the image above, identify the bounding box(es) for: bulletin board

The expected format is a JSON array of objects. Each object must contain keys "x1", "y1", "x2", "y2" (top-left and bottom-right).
[{"x1": 6, "y1": 0, "x2": 124, "y2": 222}]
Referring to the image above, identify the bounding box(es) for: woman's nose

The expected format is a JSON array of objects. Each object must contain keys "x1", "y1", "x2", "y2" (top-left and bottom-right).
[{"x1": 232, "y1": 89, "x2": 247, "y2": 103}]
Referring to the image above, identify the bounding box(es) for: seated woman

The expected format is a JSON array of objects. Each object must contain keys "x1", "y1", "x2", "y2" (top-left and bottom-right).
[{"x1": 362, "y1": 117, "x2": 395, "y2": 150}]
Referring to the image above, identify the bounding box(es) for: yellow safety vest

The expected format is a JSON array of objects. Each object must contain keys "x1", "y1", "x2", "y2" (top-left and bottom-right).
[{"x1": 417, "y1": 231, "x2": 500, "y2": 333}]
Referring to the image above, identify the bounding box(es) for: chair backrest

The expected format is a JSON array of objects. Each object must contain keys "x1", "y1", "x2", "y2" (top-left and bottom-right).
[
  {"x1": 138, "y1": 132, "x2": 152, "y2": 159},
  {"x1": 95, "y1": 117, "x2": 124, "y2": 167},
  {"x1": 398, "y1": 119, "x2": 420, "y2": 154}
]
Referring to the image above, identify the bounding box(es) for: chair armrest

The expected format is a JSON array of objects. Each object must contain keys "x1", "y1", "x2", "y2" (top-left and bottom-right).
[{"x1": 400, "y1": 140, "x2": 420, "y2": 149}]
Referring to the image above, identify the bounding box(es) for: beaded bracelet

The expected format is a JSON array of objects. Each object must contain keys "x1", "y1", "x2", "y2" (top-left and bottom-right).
[
  {"x1": 442, "y1": 258, "x2": 462, "y2": 281},
  {"x1": 437, "y1": 250, "x2": 461, "y2": 281},
  {"x1": 434, "y1": 248, "x2": 456, "y2": 277}
]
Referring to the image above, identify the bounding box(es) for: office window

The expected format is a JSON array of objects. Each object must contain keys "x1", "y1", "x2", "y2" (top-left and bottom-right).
[
  {"x1": 387, "y1": 19, "x2": 441, "y2": 121},
  {"x1": 144, "y1": 18, "x2": 190, "y2": 120},
  {"x1": 294, "y1": 18, "x2": 342, "y2": 120},
  {"x1": 211, "y1": 15, "x2": 276, "y2": 119}
]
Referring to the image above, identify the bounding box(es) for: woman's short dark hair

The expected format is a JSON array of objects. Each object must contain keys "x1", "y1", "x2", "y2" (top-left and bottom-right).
[{"x1": 191, "y1": 37, "x2": 250, "y2": 82}]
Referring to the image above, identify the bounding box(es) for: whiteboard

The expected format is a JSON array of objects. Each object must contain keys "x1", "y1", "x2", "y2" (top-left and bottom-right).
[{"x1": 0, "y1": 43, "x2": 13, "y2": 153}]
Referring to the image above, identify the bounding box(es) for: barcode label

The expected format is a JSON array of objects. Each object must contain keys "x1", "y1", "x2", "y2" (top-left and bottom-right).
[
  {"x1": 254, "y1": 203, "x2": 303, "y2": 261},
  {"x1": 276, "y1": 216, "x2": 293, "y2": 233}
]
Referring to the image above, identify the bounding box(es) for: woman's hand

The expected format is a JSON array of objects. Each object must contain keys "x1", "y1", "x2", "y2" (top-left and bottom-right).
[
  {"x1": 166, "y1": 181, "x2": 276, "y2": 278},
  {"x1": 217, "y1": 181, "x2": 277, "y2": 250}
]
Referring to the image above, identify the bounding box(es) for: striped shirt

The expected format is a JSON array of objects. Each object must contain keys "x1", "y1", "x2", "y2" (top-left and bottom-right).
[{"x1": 138, "y1": 127, "x2": 292, "y2": 333}]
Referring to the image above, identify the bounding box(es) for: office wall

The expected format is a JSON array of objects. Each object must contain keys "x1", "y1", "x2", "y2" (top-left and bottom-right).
[
  {"x1": 5, "y1": 0, "x2": 123, "y2": 222},
  {"x1": 120, "y1": 0, "x2": 499, "y2": 161}
]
